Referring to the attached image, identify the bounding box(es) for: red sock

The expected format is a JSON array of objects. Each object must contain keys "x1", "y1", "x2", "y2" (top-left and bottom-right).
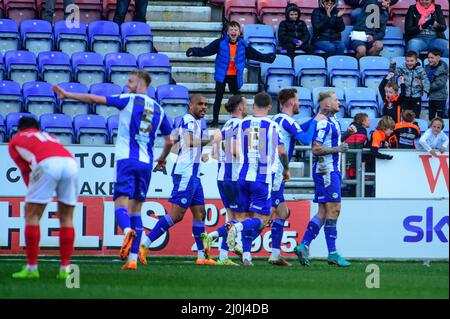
[
  {"x1": 25, "y1": 225, "x2": 40, "y2": 266},
  {"x1": 59, "y1": 227, "x2": 75, "y2": 267}
]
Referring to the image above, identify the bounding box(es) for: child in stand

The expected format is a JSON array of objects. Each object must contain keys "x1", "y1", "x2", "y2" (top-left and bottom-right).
[
  {"x1": 378, "y1": 70, "x2": 406, "y2": 124},
  {"x1": 419, "y1": 117, "x2": 449, "y2": 156},
  {"x1": 389, "y1": 110, "x2": 421, "y2": 149}
]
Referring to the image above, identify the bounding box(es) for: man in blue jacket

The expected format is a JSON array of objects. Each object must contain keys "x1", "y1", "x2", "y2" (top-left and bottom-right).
[{"x1": 186, "y1": 21, "x2": 276, "y2": 127}]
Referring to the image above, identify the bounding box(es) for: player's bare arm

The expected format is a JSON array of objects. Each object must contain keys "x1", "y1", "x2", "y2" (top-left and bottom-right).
[
  {"x1": 312, "y1": 141, "x2": 349, "y2": 156},
  {"x1": 53, "y1": 85, "x2": 107, "y2": 105},
  {"x1": 155, "y1": 135, "x2": 174, "y2": 170},
  {"x1": 278, "y1": 145, "x2": 290, "y2": 182}
]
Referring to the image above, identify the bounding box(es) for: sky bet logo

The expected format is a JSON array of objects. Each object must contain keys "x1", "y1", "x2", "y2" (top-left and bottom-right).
[{"x1": 403, "y1": 207, "x2": 449, "y2": 243}]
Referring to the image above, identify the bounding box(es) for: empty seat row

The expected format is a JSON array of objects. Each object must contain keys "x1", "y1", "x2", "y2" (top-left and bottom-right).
[{"x1": 0, "y1": 19, "x2": 152, "y2": 58}]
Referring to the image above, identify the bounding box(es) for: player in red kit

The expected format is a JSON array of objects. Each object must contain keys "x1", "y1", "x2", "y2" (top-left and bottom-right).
[{"x1": 8, "y1": 117, "x2": 79, "y2": 280}]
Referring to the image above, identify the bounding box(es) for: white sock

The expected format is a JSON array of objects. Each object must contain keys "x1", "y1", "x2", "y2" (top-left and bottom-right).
[
  {"x1": 198, "y1": 251, "x2": 205, "y2": 259},
  {"x1": 271, "y1": 248, "x2": 281, "y2": 258},
  {"x1": 243, "y1": 252, "x2": 251, "y2": 261},
  {"x1": 124, "y1": 227, "x2": 131, "y2": 235},
  {"x1": 209, "y1": 231, "x2": 219, "y2": 239},
  {"x1": 129, "y1": 253, "x2": 137, "y2": 262},
  {"x1": 27, "y1": 265, "x2": 38, "y2": 271},
  {"x1": 142, "y1": 237, "x2": 152, "y2": 248},
  {"x1": 235, "y1": 223, "x2": 243, "y2": 232},
  {"x1": 219, "y1": 249, "x2": 229, "y2": 261},
  {"x1": 60, "y1": 265, "x2": 70, "y2": 272}
]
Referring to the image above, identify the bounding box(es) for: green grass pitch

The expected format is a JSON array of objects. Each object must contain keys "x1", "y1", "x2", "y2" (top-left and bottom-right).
[{"x1": 0, "y1": 256, "x2": 448, "y2": 299}]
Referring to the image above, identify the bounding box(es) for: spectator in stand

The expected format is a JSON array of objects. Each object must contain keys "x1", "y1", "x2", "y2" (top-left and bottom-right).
[
  {"x1": 394, "y1": 51, "x2": 430, "y2": 118},
  {"x1": 405, "y1": 0, "x2": 448, "y2": 58},
  {"x1": 114, "y1": 0, "x2": 149, "y2": 25},
  {"x1": 277, "y1": 3, "x2": 311, "y2": 61},
  {"x1": 311, "y1": 0, "x2": 346, "y2": 56},
  {"x1": 43, "y1": 0, "x2": 74, "y2": 23},
  {"x1": 351, "y1": 0, "x2": 390, "y2": 58},
  {"x1": 345, "y1": 0, "x2": 399, "y2": 24},
  {"x1": 419, "y1": 117, "x2": 449, "y2": 155},
  {"x1": 389, "y1": 110, "x2": 421, "y2": 149},
  {"x1": 424, "y1": 49, "x2": 449, "y2": 121},
  {"x1": 370, "y1": 115, "x2": 395, "y2": 162},
  {"x1": 378, "y1": 71, "x2": 406, "y2": 124},
  {"x1": 186, "y1": 21, "x2": 276, "y2": 127},
  {"x1": 344, "y1": 113, "x2": 370, "y2": 180}
]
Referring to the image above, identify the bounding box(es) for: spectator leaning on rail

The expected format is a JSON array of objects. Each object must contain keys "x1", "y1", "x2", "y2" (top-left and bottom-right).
[
  {"x1": 277, "y1": 3, "x2": 312, "y2": 61},
  {"x1": 405, "y1": 0, "x2": 448, "y2": 58},
  {"x1": 186, "y1": 21, "x2": 276, "y2": 127},
  {"x1": 311, "y1": 0, "x2": 346, "y2": 57},
  {"x1": 424, "y1": 49, "x2": 449, "y2": 121},
  {"x1": 419, "y1": 117, "x2": 449, "y2": 156},
  {"x1": 389, "y1": 110, "x2": 421, "y2": 149},
  {"x1": 351, "y1": 0, "x2": 390, "y2": 59}
]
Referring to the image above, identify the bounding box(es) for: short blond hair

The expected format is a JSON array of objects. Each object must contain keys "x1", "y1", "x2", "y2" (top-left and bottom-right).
[
  {"x1": 131, "y1": 69, "x2": 151, "y2": 87},
  {"x1": 318, "y1": 90, "x2": 335, "y2": 105}
]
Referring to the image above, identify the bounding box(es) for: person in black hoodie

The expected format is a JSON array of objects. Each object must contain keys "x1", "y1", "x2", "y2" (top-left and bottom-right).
[
  {"x1": 277, "y1": 3, "x2": 311, "y2": 60},
  {"x1": 378, "y1": 71, "x2": 406, "y2": 124},
  {"x1": 311, "y1": 0, "x2": 346, "y2": 56}
]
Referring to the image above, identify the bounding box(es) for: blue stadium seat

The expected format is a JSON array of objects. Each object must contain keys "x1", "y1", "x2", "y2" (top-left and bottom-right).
[
  {"x1": 90, "y1": 83, "x2": 122, "y2": 118},
  {"x1": 337, "y1": 118, "x2": 354, "y2": 133},
  {"x1": 243, "y1": 24, "x2": 276, "y2": 66},
  {"x1": 107, "y1": 114, "x2": 119, "y2": 144},
  {"x1": 38, "y1": 51, "x2": 72, "y2": 85},
  {"x1": 137, "y1": 53, "x2": 171, "y2": 88},
  {"x1": 74, "y1": 114, "x2": 108, "y2": 145},
  {"x1": 345, "y1": 87, "x2": 379, "y2": 119},
  {"x1": 0, "y1": 19, "x2": 20, "y2": 56},
  {"x1": 156, "y1": 84, "x2": 190, "y2": 120},
  {"x1": 72, "y1": 52, "x2": 105, "y2": 87},
  {"x1": 294, "y1": 55, "x2": 327, "y2": 90},
  {"x1": 327, "y1": 55, "x2": 359, "y2": 90},
  {"x1": 54, "y1": 21, "x2": 88, "y2": 58},
  {"x1": 6, "y1": 112, "x2": 38, "y2": 138},
  {"x1": 105, "y1": 52, "x2": 137, "y2": 87},
  {"x1": 288, "y1": 86, "x2": 313, "y2": 117},
  {"x1": 260, "y1": 54, "x2": 294, "y2": 96},
  {"x1": 359, "y1": 56, "x2": 390, "y2": 91},
  {"x1": 121, "y1": 22, "x2": 153, "y2": 57},
  {"x1": 0, "y1": 114, "x2": 5, "y2": 142},
  {"x1": 341, "y1": 25, "x2": 354, "y2": 54},
  {"x1": 415, "y1": 118, "x2": 428, "y2": 134},
  {"x1": 369, "y1": 117, "x2": 378, "y2": 135},
  {"x1": 312, "y1": 86, "x2": 346, "y2": 118},
  {"x1": 4, "y1": 50, "x2": 38, "y2": 86},
  {"x1": 20, "y1": 19, "x2": 53, "y2": 56},
  {"x1": 0, "y1": 53, "x2": 3, "y2": 80},
  {"x1": 147, "y1": 85, "x2": 156, "y2": 100},
  {"x1": 380, "y1": 26, "x2": 405, "y2": 60},
  {"x1": 57, "y1": 82, "x2": 90, "y2": 118},
  {"x1": 0, "y1": 80, "x2": 22, "y2": 117},
  {"x1": 22, "y1": 81, "x2": 56, "y2": 117},
  {"x1": 88, "y1": 21, "x2": 121, "y2": 57},
  {"x1": 39, "y1": 113, "x2": 74, "y2": 145}
]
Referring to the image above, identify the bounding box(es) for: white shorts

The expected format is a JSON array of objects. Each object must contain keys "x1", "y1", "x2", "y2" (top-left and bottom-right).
[{"x1": 26, "y1": 157, "x2": 79, "y2": 206}]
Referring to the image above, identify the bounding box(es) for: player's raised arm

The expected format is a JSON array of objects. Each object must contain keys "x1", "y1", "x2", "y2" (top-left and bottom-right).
[{"x1": 53, "y1": 85, "x2": 107, "y2": 105}]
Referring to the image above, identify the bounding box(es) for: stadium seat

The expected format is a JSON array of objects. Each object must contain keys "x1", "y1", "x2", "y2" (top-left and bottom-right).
[
  {"x1": 337, "y1": 117, "x2": 354, "y2": 133},
  {"x1": 72, "y1": 52, "x2": 105, "y2": 87},
  {"x1": 0, "y1": 52, "x2": 4, "y2": 80},
  {"x1": 57, "y1": 82, "x2": 90, "y2": 118},
  {"x1": 256, "y1": 0, "x2": 287, "y2": 28},
  {"x1": 243, "y1": 24, "x2": 276, "y2": 67},
  {"x1": 359, "y1": 56, "x2": 390, "y2": 91},
  {"x1": 107, "y1": 114, "x2": 119, "y2": 144},
  {"x1": 4, "y1": 50, "x2": 38, "y2": 86},
  {"x1": 415, "y1": 118, "x2": 428, "y2": 134},
  {"x1": 0, "y1": 18, "x2": 19, "y2": 56},
  {"x1": 20, "y1": 19, "x2": 53, "y2": 56},
  {"x1": 3, "y1": 0, "x2": 37, "y2": 24},
  {"x1": 341, "y1": 25, "x2": 355, "y2": 54},
  {"x1": 22, "y1": 81, "x2": 56, "y2": 117},
  {"x1": 260, "y1": 54, "x2": 294, "y2": 96},
  {"x1": 121, "y1": 21, "x2": 153, "y2": 57},
  {"x1": 225, "y1": 0, "x2": 257, "y2": 27},
  {"x1": 5, "y1": 112, "x2": 37, "y2": 138},
  {"x1": 105, "y1": 52, "x2": 137, "y2": 87},
  {"x1": 156, "y1": 84, "x2": 190, "y2": 120},
  {"x1": 0, "y1": 114, "x2": 5, "y2": 142},
  {"x1": 73, "y1": 114, "x2": 108, "y2": 145},
  {"x1": 288, "y1": 0, "x2": 315, "y2": 25},
  {"x1": 38, "y1": 51, "x2": 71, "y2": 85},
  {"x1": 137, "y1": 53, "x2": 172, "y2": 88},
  {"x1": 147, "y1": 85, "x2": 156, "y2": 100},
  {"x1": 327, "y1": 55, "x2": 360, "y2": 91},
  {"x1": 389, "y1": 0, "x2": 415, "y2": 31},
  {"x1": 289, "y1": 86, "x2": 313, "y2": 117},
  {"x1": 90, "y1": 83, "x2": 121, "y2": 118},
  {"x1": 88, "y1": 21, "x2": 121, "y2": 58},
  {"x1": 54, "y1": 21, "x2": 88, "y2": 58},
  {"x1": 0, "y1": 80, "x2": 22, "y2": 117},
  {"x1": 312, "y1": 86, "x2": 346, "y2": 118},
  {"x1": 37, "y1": 0, "x2": 103, "y2": 24},
  {"x1": 39, "y1": 113, "x2": 73, "y2": 145},
  {"x1": 380, "y1": 26, "x2": 405, "y2": 59},
  {"x1": 345, "y1": 87, "x2": 379, "y2": 119},
  {"x1": 294, "y1": 55, "x2": 327, "y2": 90},
  {"x1": 103, "y1": 0, "x2": 135, "y2": 21}
]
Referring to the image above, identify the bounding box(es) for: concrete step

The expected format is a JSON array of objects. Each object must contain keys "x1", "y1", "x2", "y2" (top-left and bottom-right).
[
  {"x1": 153, "y1": 36, "x2": 217, "y2": 53},
  {"x1": 172, "y1": 66, "x2": 248, "y2": 83},
  {"x1": 148, "y1": 1, "x2": 206, "y2": 6},
  {"x1": 178, "y1": 82, "x2": 259, "y2": 94},
  {"x1": 147, "y1": 5, "x2": 212, "y2": 22},
  {"x1": 149, "y1": 21, "x2": 222, "y2": 37}
]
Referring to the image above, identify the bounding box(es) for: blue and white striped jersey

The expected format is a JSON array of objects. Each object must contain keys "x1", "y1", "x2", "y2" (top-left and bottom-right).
[
  {"x1": 312, "y1": 116, "x2": 342, "y2": 174},
  {"x1": 105, "y1": 94, "x2": 172, "y2": 164},
  {"x1": 272, "y1": 113, "x2": 304, "y2": 161},
  {"x1": 217, "y1": 117, "x2": 241, "y2": 182},
  {"x1": 236, "y1": 116, "x2": 283, "y2": 184}
]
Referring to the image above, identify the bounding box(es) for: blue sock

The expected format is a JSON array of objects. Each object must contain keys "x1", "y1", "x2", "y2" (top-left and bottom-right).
[
  {"x1": 115, "y1": 207, "x2": 130, "y2": 232},
  {"x1": 147, "y1": 214, "x2": 174, "y2": 243},
  {"x1": 324, "y1": 219, "x2": 337, "y2": 254},
  {"x1": 130, "y1": 213, "x2": 143, "y2": 254},
  {"x1": 192, "y1": 221, "x2": 205, "y2": 252},
  {"x1": 242, "y1": 229, "x2": 254, "y2": 253},
  {"x1": 302, "y1": 215, "x2": 324, "y2": 247},
  {"x1": 271, "y1": 218, "x2": 285, "y2": 250}
]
